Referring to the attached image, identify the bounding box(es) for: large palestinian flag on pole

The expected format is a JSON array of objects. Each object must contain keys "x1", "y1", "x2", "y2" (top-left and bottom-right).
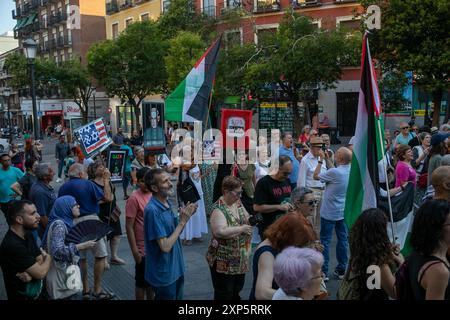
[
  {"x1": 165, "y1": 36, "x2": 222, "y2": 122},
  {"x1": 344, "y1": 33, "x2": 384, "y2": 228}
]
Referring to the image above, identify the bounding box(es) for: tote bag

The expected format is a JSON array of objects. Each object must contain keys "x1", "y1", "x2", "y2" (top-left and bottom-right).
[{"x1": 46, "y1": 222, "x2": 83, "y2": 300}]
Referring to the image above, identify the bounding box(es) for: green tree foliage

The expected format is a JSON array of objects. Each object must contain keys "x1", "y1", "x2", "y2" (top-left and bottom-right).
[
  {"x1": 241, "y1": 11, "x2": 360, "y2": 135},
  {"x1": 4, "y1": 52, "x2": 29, "y2": 89},
  {"x1": 157, "y1": 0, "x2": 216, "y2": 42},
  {"x1": 165, "y1": 31, "x2": 205, "y2": 91},
  {"x1": 361, "y1": 0, "x2": 450, "y2": 125},
  {"x1": 87, "y1": 21, "x2": 167, "y2": 130},
  {"x1": 56, "y1": 59, "x2": 94, "y2": 122}
]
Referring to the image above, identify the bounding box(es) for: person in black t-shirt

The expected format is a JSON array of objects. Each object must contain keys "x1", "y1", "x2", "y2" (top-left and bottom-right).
[
  {"x1": 253, "y1": 156, "x2": 294, "y2": 238},
  {"x1": 0, "y1": 200, "x2": 52, "y2": 300},
  {"x1": 10, "y1": 159, "x2": 38, "y2": 201}
]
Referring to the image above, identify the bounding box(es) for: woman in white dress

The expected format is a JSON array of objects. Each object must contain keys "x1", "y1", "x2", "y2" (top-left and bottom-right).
[{"x1": 180, "y1": 164, "x2": 208, "y2": 245}]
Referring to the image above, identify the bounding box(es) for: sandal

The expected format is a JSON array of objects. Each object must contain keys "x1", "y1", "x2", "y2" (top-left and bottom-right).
[
  {"x1": 82, "y1": 290, "x2": 91, "y2": 300},
  {"x1": 93, "y1": 291, "x2": 115, "y2": 300},
  {"x1": 110, "y1": 258, "x2": 126, "y2": 265}
]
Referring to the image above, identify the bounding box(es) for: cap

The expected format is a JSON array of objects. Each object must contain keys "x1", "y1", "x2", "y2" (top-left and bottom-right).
[
  {"x1": 430, "y1": 132, "x2": 450, "y2": 146},
  {"x1": 348, "y1": 136, "x2": 356, "y2": 145},
  {"x1": 310, "y1": 137, "x2": 324, "y2": 146},
  {"x1": 431, "y1": 126, "x2": 439, "y2": 134}
]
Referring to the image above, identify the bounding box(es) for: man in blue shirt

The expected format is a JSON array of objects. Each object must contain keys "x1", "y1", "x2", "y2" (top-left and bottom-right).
[
  {"x1": 313, "y1": 147, "x2": 352, "y2": 280},
  {"x1": 278, "y1": 132, "x2": 301, "y2": 189},
  {"x1": 58, "y1": 163, "x2": 114, "y2": 300},
  {"x1": 0, "y1": 153, "x2": 24, "y2": 215},
  {"x1": 29, "y1": 164, "x2": 56, "y2": 238},
  {"x1": 144, "y1": 168, "x2": 197, "y2": 300}
]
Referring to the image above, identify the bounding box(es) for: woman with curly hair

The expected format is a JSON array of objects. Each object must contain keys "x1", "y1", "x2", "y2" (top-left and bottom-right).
[
  {"x1": 249, "y1": 212, "x2": 319, "y2": 300},
  {"x1": 408, "y1": 199, "x2": 450, "y2": 300},
  {"x1": 344, "y1": 208, "x2": 404, "y2": 300}
]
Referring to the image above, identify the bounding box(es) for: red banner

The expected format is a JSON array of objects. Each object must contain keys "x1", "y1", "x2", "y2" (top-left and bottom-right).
[{"x1": 220, "y1": 109, "x2": 253, "y2": 150}]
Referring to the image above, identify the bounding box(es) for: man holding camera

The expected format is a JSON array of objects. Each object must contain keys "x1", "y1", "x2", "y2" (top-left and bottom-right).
[
  {"x1": 313, "y1": 147, "x2": 352, "y2": 281},
  {"x1": 297, "y1": 137, "x2": 329, "y2": 233}
]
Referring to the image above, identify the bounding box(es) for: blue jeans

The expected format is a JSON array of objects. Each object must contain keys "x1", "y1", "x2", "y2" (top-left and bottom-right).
[
  {"x1": 151, "y1": 276, "x2": 184, "y2": 300},
  {"x1": 57, "y1": 158, "x2": 64, "y2": 178},
  {"x1": 320, "y1": 217, "x2": 349, "y2": 276}
]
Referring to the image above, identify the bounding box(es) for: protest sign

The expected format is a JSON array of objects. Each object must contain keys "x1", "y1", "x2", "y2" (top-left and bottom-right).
[{"x1": 108, "y1": 150, "x2": 126, "y2": 183}]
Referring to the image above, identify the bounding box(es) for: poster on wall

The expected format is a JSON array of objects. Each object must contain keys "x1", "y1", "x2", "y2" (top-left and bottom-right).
[
  {"x1": 73, "y1": 118, "x2": 112, "y2": 158},
  {"x1": 143, "y1": 102, "x2": 166, "y2": 151},
  {"x1": 220, "y1": 109, "x2": 253, "y2": 150},
  {"x1": 108, "y1": 150, "x2": 126, "y2": 183}
]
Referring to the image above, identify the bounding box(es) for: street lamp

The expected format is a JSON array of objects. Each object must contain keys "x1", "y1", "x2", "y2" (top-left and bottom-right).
[
  {"x1": 3, "y1": 88, "x2": 11, "y2": 142},
  {"x1": 91, "y1": 86, "x2": 97, "y2": 119},
  {"x1": 23, "y1": 38, "x2": 40, "y2": 140}
]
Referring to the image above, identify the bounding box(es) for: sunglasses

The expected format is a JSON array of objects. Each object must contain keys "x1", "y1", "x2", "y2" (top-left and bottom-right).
[
  {"x1": 401, "y1": 127, "x2": 410, "y2": 130},
  {"x1": 302, "y1": 200, "x2": 318, "y2": 206}
]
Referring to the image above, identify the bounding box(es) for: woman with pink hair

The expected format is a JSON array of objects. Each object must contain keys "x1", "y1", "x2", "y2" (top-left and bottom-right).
[{"x1": 272, "y1": 247, "x2": 324, "y2": 300}]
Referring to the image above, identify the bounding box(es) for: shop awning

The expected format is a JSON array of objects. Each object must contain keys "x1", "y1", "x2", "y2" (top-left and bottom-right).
[
  {"x1": 13, "y1": 18, "x2": 27, "y2": 31},
  {"x1": 22, "y1": 13, "x2": 38, "y2": 28}
]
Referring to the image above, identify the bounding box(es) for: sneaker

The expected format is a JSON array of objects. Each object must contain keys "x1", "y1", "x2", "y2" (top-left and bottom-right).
[
  {"x1": 333, "y1": 270, "x2": 345, "y2": 280},
  {"x1": 56, "y1": 178, "x2": 62, "y2": 183},
  {"x1": 323, "y1": 275, "x2": 329, "y2": 282}
]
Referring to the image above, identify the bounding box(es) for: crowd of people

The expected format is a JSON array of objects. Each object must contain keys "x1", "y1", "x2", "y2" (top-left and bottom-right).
[{"x1": 0, "y1": 119, "x2": 449, "y2": 301}]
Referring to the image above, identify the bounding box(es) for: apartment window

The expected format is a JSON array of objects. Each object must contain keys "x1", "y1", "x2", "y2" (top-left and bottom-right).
[
  {"x1": 60, "y1": 54, "x2": 65, "y2": 63},
  {"x1": 338, "y1": 19, "x2": 360, "y2": 31},
  {"x1": 112, "y1": 23, "x2": 119, "y2": 39},
  {"x1": 226, "y1": 0, "x2": 241, "y2": 8},
  {"x1": 141, "y1": 13, "x2": 150, "y2": 21},
  {"x1": 162, "y1": 0, "x2": 171, "y2": 13},
  {"x1": 255, "y1": 26, "x2": 277, "y2": 46},
  {"x1": 224, "y1": 29, "x2": 242, "y2": 49},
  {"x1": 125, "y1": 18, "x2": 133, "y2": 28},
  {"x1": 203, "y1": 0, "x2": 215, "y2": 17}
]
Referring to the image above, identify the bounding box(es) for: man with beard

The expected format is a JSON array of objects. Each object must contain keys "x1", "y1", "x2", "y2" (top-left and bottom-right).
[
  {"x1": 144, "y1": 168, "x2": 198, "y2": 300},
  {"x1": 0, "y1": 200, "x2": 52, "y2": 300}
]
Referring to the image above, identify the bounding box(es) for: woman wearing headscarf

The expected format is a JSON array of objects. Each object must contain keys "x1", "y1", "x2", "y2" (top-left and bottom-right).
[{"x1": 42, "y1": 196, "x2": 96, "y2": 299}]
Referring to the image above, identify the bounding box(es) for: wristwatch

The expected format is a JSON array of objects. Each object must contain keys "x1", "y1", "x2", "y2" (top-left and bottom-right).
[{"x1": 318, "y1": 160, "x2": 323, "y2": 164}]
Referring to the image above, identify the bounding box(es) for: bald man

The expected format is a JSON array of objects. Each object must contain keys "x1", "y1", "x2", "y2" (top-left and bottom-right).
[
  {"x1": 431, "y1": 166, "x2": 450, "y2": 202},
  {"x1": 312, "y1": 147, "x2": 352, "y2": 280}
]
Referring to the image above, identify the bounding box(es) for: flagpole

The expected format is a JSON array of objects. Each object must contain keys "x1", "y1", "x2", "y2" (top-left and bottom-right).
[{"x1": 377, "y1": 117, "x2": 396, "y2": 244}]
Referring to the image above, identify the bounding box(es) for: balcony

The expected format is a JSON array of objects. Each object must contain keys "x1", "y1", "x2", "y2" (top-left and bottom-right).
[
  {"x1": 12, "y1": 7, "x2": 22, "y2": 19},
  {"x1": 120, "y1": 0, "x2": 133, "y2": 10},
  {"x1": 30, "y1": 0, "x2": 41, "y2": 11},
  {"x1": 38, "y1": 42, "x2": 50, "y2": 53},
  {"x1": 48, "y1": 11, "x2": 67, "y2": 26},
  {"x1": 292, "y1": 0, "x2": 322, "y2": 9},
  {"x1": 202, "y1": 5, "x2": 216, "y2": 18},
  {"x1": 106, "y1": 0, "x2": 119, "y2": 15},
  {"x1": 42, "y1": 0, "x2": 50, "y2": 5},
  {"x1": 254, "y1": 1, "x2": 280, "y2": 13},
  {"x1": 57, "y1": 34, "x2": 72, "y2": 48},
  {"x1": 31, "y1": 21, "x2": 41, "y2": 33}
]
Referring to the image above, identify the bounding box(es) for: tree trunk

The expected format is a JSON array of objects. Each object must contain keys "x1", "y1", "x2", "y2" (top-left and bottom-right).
[
  {"x1": 134, "y1": 101, "x2": 141, "y2": 134},
  {"x1": 432, "y1": 90, "x2": 443, "y2": 127},
  {"x1": 292, "y1": 99, "x2": 302, "y2": 139}
]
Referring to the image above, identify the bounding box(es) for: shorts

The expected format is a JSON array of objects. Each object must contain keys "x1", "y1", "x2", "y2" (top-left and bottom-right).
[
  {"x1": 135, "y1": 257, "x2": 151, "y2": 289},
  {"x1": 74, "y1": 214, "x2": 108, "y2": 259}
]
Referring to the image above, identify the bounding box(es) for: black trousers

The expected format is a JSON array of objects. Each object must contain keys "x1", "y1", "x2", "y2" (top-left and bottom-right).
[
  {"x1": 210, "y1": 265, "x2": 245, "y2": 300},
  {"x1": 0, "y1": 201, "x2": 11, "y2": 217}
]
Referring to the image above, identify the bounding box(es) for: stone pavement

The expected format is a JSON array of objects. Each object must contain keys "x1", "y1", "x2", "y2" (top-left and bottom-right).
[{"x1": 0, "y1": 137, "x2": 346, "y2": 300}]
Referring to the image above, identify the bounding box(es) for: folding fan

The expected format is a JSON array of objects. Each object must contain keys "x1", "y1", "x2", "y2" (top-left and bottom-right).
[{"x1": 65, "y1": 220, "x2": 114, "y2": 244}]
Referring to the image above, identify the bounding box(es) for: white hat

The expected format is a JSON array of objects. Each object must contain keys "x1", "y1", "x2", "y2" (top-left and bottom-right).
[{"x1": 349, "y1": 136, "x2": 356, "y2": 145}]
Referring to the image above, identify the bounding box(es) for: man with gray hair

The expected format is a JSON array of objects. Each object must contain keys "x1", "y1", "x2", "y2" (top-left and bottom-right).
[
  {"x1": 313, "y1": 147, "x2": 352, "y2": 281},
  {"x1": 29, "y1": 163, "x2": 56, "y2": 238}
]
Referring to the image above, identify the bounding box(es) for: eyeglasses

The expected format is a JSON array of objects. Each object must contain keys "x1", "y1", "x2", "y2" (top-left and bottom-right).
[
  {"x1": 302, "y1": 200, "x2": 318, "y2": 206},
  {"x1": 401, "y1": 127, "x2": 410, "y2": 130},
  {"x1": 231, "y1": 190, "x2": 243, "y2": 197}
]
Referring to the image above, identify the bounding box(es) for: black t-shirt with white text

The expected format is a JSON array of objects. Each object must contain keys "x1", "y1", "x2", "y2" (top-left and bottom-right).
[
  {"x1": 0, "y1": 230, "x2": 41, "y2": 300},
  {"x1": 253, "y1": 175, "x2": 292, "y2": 234}
]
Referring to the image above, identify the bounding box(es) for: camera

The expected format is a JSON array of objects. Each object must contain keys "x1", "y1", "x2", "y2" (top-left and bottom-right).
[
  {"x1": 321, "y1": 143, "x2": 327, "y2": 152},
  {"x1": 248, "y1": 213, "x2": 263, "y2": 226}
]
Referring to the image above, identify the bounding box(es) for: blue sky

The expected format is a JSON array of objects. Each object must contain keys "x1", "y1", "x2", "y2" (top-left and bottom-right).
[{"x1": 0, "y1": 1, "x2": 16, "y2": 35}]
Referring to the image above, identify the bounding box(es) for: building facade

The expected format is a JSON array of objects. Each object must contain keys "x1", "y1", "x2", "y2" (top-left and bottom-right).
[
  {"x1": 0, "y1": 48, "x2": 22, "y2": 130},
  {"x1": 12, "y1": 0, "x2": 107, "y2": 132},
  {"x1": 194, "y1": 0, "x2": 363, "y2": 137}
]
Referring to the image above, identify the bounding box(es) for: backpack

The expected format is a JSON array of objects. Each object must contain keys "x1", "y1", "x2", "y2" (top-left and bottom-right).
[{"x1": 394, "y1": 260, "x2": 415, "y2": 300}]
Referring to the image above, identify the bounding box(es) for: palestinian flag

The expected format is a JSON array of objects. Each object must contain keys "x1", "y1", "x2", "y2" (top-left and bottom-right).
[
  {"x1": 344, "y1": 33, "x2": 384, "y2": 228},
  {"x1": 165, "y1": 36, "x2": 222, "y2": 122}
]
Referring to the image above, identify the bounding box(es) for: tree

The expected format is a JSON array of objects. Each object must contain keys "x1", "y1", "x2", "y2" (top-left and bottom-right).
[
  {"x1": 157, "y1": 0, "x2": 216, "y2": 42},
  {"x1": 165, "y1": 31, "x2": 205, "y2": 91},
  {"x1": 56, "y1": 59, "x2": 95, "y2": 122},
  {"x1": 4, "y1": 52, "x2": 29, "y2": 89},
  {"x1": 360, "y1": 0, "x2": 450, "y2": 125},
  {"x1": 242, "y1": 11, "x2": 360, "y2": 136},
  {"x1": 88, "y1": 21, "x2": 167, "y2": 131}
]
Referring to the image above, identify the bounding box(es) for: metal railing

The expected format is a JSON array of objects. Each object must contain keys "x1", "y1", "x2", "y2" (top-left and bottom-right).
[
  {"x1": 254, "y1": 1, "x2": 280, "y2": 13},
  {"x1": 106, "y1": 0, "x2": 119, "y2": 15},
  {"x1": 292, "y1": 0, "x2": 321, "y2": 8}
]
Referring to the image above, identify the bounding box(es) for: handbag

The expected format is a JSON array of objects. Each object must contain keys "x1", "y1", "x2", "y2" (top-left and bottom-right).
[
  {"x1": 46, "y1": 222, "x2": 83, "y2": 300},
  {"x1": 177, "y1": 168, "x2": 200, "y2": 205}
]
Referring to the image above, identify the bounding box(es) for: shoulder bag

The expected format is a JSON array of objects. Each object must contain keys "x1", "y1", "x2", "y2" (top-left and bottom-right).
[
  {"x1": 177, "y1": 168, "x2": 200, "y2": 205},
  {"x1": 45, "y1": 222, "x2": 83, "y2": 300}
]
